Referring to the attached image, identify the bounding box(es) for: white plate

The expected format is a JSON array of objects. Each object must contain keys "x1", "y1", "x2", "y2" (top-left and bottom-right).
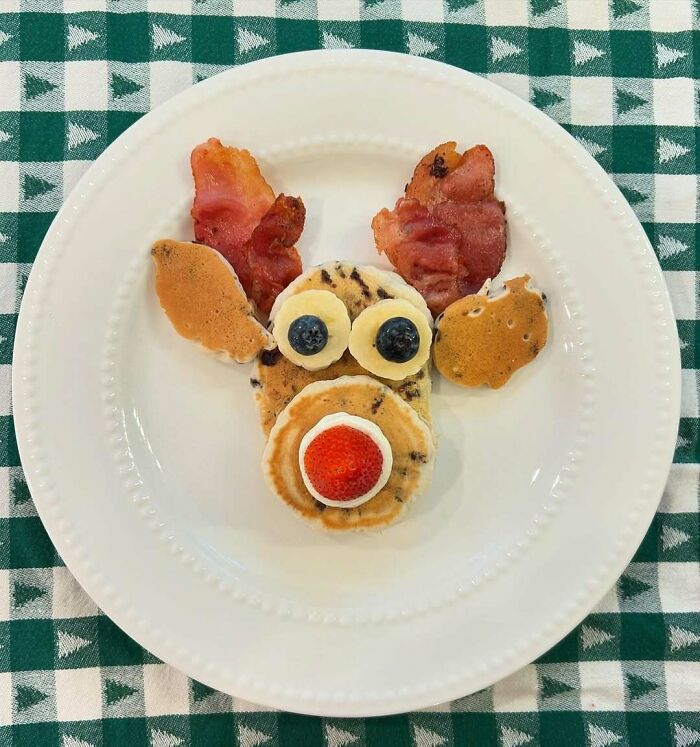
[{"x1": 13, "y1": 50, "x2": 680, "y2": 716}]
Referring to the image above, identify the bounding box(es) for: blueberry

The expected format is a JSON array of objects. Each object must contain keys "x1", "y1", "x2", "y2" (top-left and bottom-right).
[
  {"x1": 288, "y1": 315, "x2": 328, "y2": 356},
  {"x1": 375, "y1": 317, "x2": 420, "y2": 363}
]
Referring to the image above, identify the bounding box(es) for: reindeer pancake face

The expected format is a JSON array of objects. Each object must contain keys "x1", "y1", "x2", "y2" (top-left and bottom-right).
[
  {"x1": 253, "y1": 261, "x2": 434, "y2": 431},
  {"x1": 250, "y1": 261, "x2": 437, "y2": 531},
  {"x1": 153, "y1": 246, "x2": 547, "y2": 531},
  {"x1": 151, "y1": 140, "x2": 548, "y2": 533}
]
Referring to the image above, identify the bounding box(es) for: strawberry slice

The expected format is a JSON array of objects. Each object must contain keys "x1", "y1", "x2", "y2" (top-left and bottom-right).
[{"x1": 302, "y1": 425, "x2": 384, "y2": 502}]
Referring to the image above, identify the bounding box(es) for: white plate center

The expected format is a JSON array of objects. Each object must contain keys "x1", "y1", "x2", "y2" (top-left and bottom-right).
[{"x1": 119, "y1": 145, "x2": 587, "y2": 613}]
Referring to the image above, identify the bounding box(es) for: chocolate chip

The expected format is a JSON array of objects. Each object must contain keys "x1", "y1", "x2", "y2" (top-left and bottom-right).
[
  {"x1": 260, "y1": 348, "x2": 282, "y2": 366},
  {"x1": 371, "y1": 394, "x2": 385, "y2": 414},
  {"x1": 249, "y1": 378, "x2": 262, "y2": 388},
  {"x1": 430, "y1": 154, "x2": 449, "y2": 178},
  {"x1": 409, "y1": 451, "x2": 427, "y2": 463},
  {"x1": 320, "y1": 269, "x2": 333, "y2": 285},
  {"x1": 376, "y1": 287, "x2": 393, "y2": 300},
  {"x1": 350, "y1": 268, "x2": 372, "y2": 299}
]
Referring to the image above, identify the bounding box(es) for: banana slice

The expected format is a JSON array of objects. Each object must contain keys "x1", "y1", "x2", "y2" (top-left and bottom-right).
[
  {"x1": 272, "y1": 289, "x2": 351, "y2": 371},
  {"x1": 348, "y1": 298, "x2": 432, "y2": 380}
]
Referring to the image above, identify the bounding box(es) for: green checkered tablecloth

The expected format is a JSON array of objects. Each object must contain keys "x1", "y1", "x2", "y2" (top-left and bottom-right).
[{"x1": 1, "y1": 0, "x2": 698, "y2": 744}]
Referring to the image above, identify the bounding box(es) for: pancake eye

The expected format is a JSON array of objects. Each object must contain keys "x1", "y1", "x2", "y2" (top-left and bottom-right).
[
  {"x1": 272, "y1": 290, "x2": 351, "y2": 371},
  {"x1": 375, "y1": 317, "x2": 420, "y2": 363},
  {"x1": 348, "y1": 299, "x2": 432, "y2": 380},
  {"x1": 287, "y1": 315, "x2": 328, "y2": 356}
]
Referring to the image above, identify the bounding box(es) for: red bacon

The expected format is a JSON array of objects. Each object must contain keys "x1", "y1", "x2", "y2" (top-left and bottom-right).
[
  {"x1": 242, "y1": 195, "x2": 305, "y2": 315},
  {"x1": 373, "y1": 142, "x2": 506, "y2": 315},
  {"x1": 373, "y1": 199, "x2": 463, "y2": 316},
  {"x1": 191, "y1": 138, "x2": 304, "y2": 314},
  {"x1": 433, "y1": 198, "x2": 506, "y2": 296}
]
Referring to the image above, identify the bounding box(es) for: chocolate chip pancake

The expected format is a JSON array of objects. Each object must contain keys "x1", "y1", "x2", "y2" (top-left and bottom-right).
[
  {"x1": 152, "y1": 239, "x2": 274, "y2": 363},
  {"x1": 269, "y1": 260, "x2": 433, "y2": 324},
  {"x1": 263, "y1": 376, "x2": 435, "y2": 531},
  {"x1": 252, "y1": 262, "x2": 433, "y2": 437},
  {"x1": 433, "y1": 275, "x2": 548, "y2": 389}
]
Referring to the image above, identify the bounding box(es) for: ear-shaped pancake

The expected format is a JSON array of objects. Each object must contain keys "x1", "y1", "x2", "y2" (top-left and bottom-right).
[
  {"x1": 152, "y1": 239, "x2": 274, "y2": 364},
  {"x1": 433, "y1": 275, "x2": 548, "y2": 389}
]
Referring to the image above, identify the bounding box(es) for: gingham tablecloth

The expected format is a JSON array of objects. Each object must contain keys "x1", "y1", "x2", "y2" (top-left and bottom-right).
[{"x1": 1, "y1": 1, "x2": 698, "y2": 745}]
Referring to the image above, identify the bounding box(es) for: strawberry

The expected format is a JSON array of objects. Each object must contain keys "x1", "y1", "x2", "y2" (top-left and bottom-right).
[{"x1": 303, "y1": 425, "x2": 384, "y2": 502}]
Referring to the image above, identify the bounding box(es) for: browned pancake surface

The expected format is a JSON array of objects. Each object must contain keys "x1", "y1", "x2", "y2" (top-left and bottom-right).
[
  {"x1": 433, "y1": 275, "x2": 547, "y2": 389},
  {"x1": 255, "y1": 262, "x2": 432, "y2": 436},
  {"x1": 252, "y1": 349, "x2": 430, "y2": 438},
  {"x1": 269, "y1": 261, "x2": 432, "y2": 323},
  {"x1": 152, "y1": 239, "x2": 273, "y2": 363},
  {"x1": 263, "y1": 376, "x2": 434, "y2": 531}
]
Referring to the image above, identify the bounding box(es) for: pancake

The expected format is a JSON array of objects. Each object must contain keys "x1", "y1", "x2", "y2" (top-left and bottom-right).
[
  {"x1": 269, "y1": 260, "x2": 433, "y2": 324},
  {"x1": 252, "y1": 349, "x2": 431, "y2": 437},
  {"x1": 152, "y1": 239, "x2": 274, "y2": 364},
  {"x1": 262, "y1": 375, "x2": 435, "y2": 531},
  {"x1": 433, "y1": 274, "x2": 548, "y2": 389},
  {"x1": 253, "y1": 262, "x2": 433, "y2": 437}
]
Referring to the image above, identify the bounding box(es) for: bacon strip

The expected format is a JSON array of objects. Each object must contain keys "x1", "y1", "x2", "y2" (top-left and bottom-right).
[
  {"x1": 191, "y1": 137, "x2": 304, "y2": 314},
  {"x1": 405, "y1": 142, "x2": 462, "y2": 208},
  {"x1": 439, "y1": 145, "x2": 496, "y2": 204},
  {"x1": 191, "y1": 138, "x2": 275, "y2": 256},
  {"x1": 432, "y1": 198, "x2": 506, "y2": 296},
  {"x1": 374, "y1": 142, "x2": 506, "y2": 315},
  {"x1": 373, "y1": 199, "x2": 463, "y2": 316},
  {"x1": 242, "y1": 195, "x2": 305, "y2": 315}
]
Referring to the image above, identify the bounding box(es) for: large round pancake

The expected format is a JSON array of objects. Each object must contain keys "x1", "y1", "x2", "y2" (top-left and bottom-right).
[
  {"x1": 262, "y1": 375, "x2": 435, "y2": 532},
  {"x1": 254, "y1": 262, "x2": 433, "y2": 436}
]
